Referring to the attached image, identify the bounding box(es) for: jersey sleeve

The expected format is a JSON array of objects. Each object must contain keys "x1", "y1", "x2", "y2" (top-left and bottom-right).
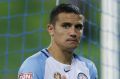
[
  {"x1": 18, "y1": 56, "x2": 44, "y2": 79},
  {"x1": 77, "y1": 56, "x2": 98, "y2": 79},
  {"x1": 18, "y1": 58, "x2": 38, "y2": 79},
  {"x1": 89, "y1": 62, "x2": 98, "y2": 79}
]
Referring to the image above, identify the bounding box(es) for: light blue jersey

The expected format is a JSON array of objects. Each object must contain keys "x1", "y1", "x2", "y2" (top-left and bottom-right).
[{"x1": 18, "y1": 48, "x2": 98, "y2": 79}]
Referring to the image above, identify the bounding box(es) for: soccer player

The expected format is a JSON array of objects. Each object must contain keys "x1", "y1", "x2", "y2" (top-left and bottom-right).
[{"x1": 18, "y1": 3, "x2": 98, "y2": 79}]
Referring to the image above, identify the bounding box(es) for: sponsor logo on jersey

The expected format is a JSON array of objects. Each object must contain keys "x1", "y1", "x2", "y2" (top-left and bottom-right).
[
  {"x1": 64, "y1": 66, "x2": 71, "y2": 72},
  {"x1": 77, "y1": 73, "x2": 88, "y2": 79},
  {"x1": 18, "y1": 72, "x2": 33, "y2": 79}
]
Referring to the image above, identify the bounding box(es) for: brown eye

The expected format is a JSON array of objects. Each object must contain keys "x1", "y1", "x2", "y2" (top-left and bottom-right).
[
  {"x1": 75, "y1": 24, "x2": 84, "y2": 30},
  {"x1": 62, "y1": 23, "x2": 71, "y2": 29}
]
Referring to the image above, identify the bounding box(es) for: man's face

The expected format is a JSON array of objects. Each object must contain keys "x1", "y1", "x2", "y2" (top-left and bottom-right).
[{"x1": 48, "y1": 12, "x2": 84, "y2": 51}]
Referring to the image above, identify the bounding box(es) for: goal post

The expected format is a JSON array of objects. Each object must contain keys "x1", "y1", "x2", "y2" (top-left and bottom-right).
[
  {"x1": 101, "y1": 0, "x2": 119, "y2": 79},
  {"x1": 56, "y1": 0, "x2": 59, "y2": 6}
]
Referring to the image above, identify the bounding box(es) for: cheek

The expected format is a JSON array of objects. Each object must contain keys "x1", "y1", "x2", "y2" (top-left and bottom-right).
[
  {"x1": 54, "y1": 31, "x2": 67, "y2": 43},
  {"x1": 80, "y1": 30, "x2": 83, "y2": 35},
  {"x1": 54, "y1": 27, "x2": 66, "y2": 36},
  {"x1": 77, "y1": 31, "x2": 83, "y2": 38},
  {"x1": 54, "y1": 30, "x2": 64, "y2": 39}
]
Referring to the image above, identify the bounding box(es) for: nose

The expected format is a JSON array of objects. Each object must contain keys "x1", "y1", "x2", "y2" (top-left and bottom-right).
[{"x1": 69, "y1": 26, "x2": 77, "y2": 38}]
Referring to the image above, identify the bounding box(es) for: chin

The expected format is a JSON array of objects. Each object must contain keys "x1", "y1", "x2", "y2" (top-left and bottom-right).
[
  {"x1": 70, "y1": 45, "x2": 78, "y2": 48},
  {"x1": 67, "y1": 46, "x2": 78, "y2": 51}
]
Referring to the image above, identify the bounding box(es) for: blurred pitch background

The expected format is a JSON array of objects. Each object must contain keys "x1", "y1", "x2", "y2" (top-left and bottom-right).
[{"x1": 0, "y1": 0, "x2": 119, "y2": 79}]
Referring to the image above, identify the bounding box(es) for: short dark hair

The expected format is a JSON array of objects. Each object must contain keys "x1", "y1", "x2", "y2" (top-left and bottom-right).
[{"x1": 49, "y1": 3, "x2": 81, "y2": 25}]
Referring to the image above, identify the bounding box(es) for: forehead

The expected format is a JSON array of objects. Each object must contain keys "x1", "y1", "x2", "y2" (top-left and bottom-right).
[{"x1": 56, "y1": 13, "x2": 84, "y2": 24}]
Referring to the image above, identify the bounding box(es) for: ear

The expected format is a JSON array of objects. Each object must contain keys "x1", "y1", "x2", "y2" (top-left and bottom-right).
[
  {"x1": 79, "y1": 14, "x2": 85, "y2": 24},
  {"x1": 47, "y1": 24, "x2": 54, "y2": 36}
]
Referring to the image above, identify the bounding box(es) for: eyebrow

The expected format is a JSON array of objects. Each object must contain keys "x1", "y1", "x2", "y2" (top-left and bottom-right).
[
  {"x1": 62, "y1": 22, "x2": 72, "y2": 25},
  {"x1": 75, "y1": 24, "x2": 84, "y2": 27},
  {"x1": 62, "y1": 22, "x2": 83, "y2": 26}
]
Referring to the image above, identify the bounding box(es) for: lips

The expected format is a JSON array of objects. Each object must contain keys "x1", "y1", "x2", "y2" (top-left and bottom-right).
[{"x1": 66, "y1": 38, "x2": 78, "y2": 43}]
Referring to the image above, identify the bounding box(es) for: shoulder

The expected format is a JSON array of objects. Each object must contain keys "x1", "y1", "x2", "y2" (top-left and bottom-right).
[
  {"x1": 19, "y1": 51, "x2": 45, "y2": 70},
  {"x1": 18, "y1": 49, "x2": 49, "y2": 78},
  {"x1": 76, "y1": 55, "x2": 96, "y2": 68},
  {"x1": 75, "y1": 54, "x2": 98, "y2": 79}
]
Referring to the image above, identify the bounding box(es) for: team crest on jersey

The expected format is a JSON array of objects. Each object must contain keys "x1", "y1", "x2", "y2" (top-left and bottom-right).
[
  {"x1": 77, "y1": 73, "x2": 88, "y2": 79},
  {"x1": 18, "y1": 72, "x2": 33, "y2": 79},
  {"x1": 53, "y1": 72, "x2": 67, "y2": 79},
  {"x1": 54, "y1": 72, "x2": 61, "y2": 79}
]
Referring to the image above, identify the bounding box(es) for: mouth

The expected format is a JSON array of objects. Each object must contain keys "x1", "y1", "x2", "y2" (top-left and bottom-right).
[{"x1": 66, "y1": 39, "x2": 78, "y2": 43}]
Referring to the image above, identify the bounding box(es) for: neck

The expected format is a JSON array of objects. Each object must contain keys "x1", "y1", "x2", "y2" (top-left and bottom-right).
[{"x1": 47, "y1": 44, "x2": 74, "y2": 65}]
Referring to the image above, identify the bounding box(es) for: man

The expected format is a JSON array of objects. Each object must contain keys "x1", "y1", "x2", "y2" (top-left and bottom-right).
[{"x1": 18, "y1": 3, "x2": 98, "y2": 79}]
